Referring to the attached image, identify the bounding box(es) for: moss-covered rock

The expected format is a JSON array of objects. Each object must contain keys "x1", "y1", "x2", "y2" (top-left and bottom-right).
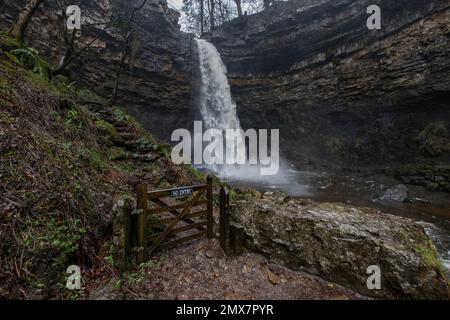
[{"x1": 231, "y1": 191, "x2": 450, "y2": 299}]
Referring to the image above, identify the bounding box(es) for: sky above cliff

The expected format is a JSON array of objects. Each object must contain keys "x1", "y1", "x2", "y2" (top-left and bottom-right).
[{"x1": 167, "y1": 0, "x2": 188, "y2": 31}]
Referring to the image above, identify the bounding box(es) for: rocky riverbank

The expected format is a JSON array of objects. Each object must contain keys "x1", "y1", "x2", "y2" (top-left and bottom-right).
[{"x1": 230, "y1": 189, "x2": 450, "y2": 299}]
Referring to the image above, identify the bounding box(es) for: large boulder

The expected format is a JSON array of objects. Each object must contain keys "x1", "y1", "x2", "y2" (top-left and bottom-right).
[
  {"x1": 378, "y1": 184, "x2": 409, "y2": 202},
  {"x1": 231, "y1": 191, "x2": 450, "y2": 299}
]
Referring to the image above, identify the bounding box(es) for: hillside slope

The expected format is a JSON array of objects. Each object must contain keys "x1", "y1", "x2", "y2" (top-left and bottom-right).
[{"x1": 0, "y1": 34, "x2": 201, "y2": 299}]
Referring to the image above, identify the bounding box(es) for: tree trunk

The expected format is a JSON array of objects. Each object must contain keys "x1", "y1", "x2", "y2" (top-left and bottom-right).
[
  {"x1": 234, "y1": 0, "x2": 243, "y2": 17},
  {"x1": 9, "y1": 0, "x2": 45, "y2": 42},
  {"x1": 108, "y1": 0, "x2": 148, "y2": 106},
  {"x1": 200, "y1": 0, "x2": 204, "y2": 34},
  {"x1": 209, "y1": 0, "x2": 215, "y2": 30}
]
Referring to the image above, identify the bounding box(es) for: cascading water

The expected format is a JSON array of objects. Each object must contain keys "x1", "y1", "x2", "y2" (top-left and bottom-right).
[
  {"x1": 196, "y1": 39, "x2": 242, "y2": 134},
  {"x1": 195, "y1": 38, "x2": 247, "y2": 178},
  {"x1": 195, "y1": 38, "x2": 293, "y2": 185}
]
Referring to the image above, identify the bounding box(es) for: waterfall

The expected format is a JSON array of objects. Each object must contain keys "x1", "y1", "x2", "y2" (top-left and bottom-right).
[
  {"x1": 195, "y1": 38, "x2": 289, "y2": 183},
  {"x1": 195, "y1": 38, "x2": 246, "y2": 177},
  {"x1": 195, "y1": 39, "x2": 241, "y2": 132},
  {"x1": 194, "y1": 38, "x2": 300, "y2": 189}
]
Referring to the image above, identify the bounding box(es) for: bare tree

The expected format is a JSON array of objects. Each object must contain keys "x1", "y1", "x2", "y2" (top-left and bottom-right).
[
  {"x1": 108, "y1": 0, "x2": 149, "y2": 106},
  {"x1": 209, "y1": 0, "x2": 215, "y2": 29},
  {"x1": 9, "y1": 0, "x2": 45, "y2": 42},
  {"x1": 234, "y1": 0, "x2": 243, "y2": 17},
  {"x1": 52, "y1": 0, "x2": 122, "y2": 76},
  {"x1": 200, "y1": 0, "x2": 204, "y2": 34}
]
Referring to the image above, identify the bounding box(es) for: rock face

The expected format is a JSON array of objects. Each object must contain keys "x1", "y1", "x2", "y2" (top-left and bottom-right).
[
  {"x1": 209, "y1": 0, "x2": 450, "y2": 169},
  {"x1": 379, "y1": 184, "x2": 409, "y2": 202},
  {"x1": 0, "y1": 0, "x2": 197, "y2": 140},
  {"x1": 231, "y1": 191, "x2": 450, "y2": 299}
]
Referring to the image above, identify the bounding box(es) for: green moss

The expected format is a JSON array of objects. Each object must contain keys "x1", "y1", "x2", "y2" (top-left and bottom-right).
[
  {"x1": 113, "y1": 106, "x2": 131, "y2": 122},
  {"x1": 415, "y1": 241, "x2": 447, "y2": 278},
  {"x1": 96, "y1": 119, "x2": 120, "y2": 140},
  {"x1": 189, "y1": 166, "x2": 205, "y2": 180},
  {"x1": 322, "y1": 136, "x2": 347, "y2": 155},
  {"x1": 0, "y1": 32, "x2": 22, "y2": 51},
  {"x1": 228, "y1": 189, "x2": 239, "y2": 202},
  {"x1": 108, "y1": 146, "x2": 127, "y2": 160},
  {"x1": 117, "y1": 161, "x2": 138, "y2": 173},
  {"x1": 65, "y1": 105, "x2": 93, "y2": 131},
  {"x1": 10, "y1": 47, "x2": 51, "y2": 80},
  {"x1": 50, "y1": 75, "x2": 77, "y2": 97},
  {"x1": 137, "y1": 137, "x2": 154, "y2": 150},
  {"x1": 4, "y1": 51, "x2": 22, "y2": 65}
]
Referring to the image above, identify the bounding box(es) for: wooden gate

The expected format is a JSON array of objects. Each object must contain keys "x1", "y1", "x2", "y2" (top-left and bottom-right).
[{"x1": 133, "y1": 176, "x2": 213, "y2": 263}]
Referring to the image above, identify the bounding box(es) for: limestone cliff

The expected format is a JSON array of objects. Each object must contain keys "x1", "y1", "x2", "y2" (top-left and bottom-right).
[
  {"x1": 0, "y1": 0, "x2": 196, "y2": 140},
  {"x1": 208, "y1": 0, "x2": 450, "y2": 170}
]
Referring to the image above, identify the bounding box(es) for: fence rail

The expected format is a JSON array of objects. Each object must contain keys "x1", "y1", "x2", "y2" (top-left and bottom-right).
[
  {"x1": 113, "y1": 176, "x2": 244, "y2": 270},
  {"x1": 131, "y1": 176, "x2": 214, "y2": 264}
]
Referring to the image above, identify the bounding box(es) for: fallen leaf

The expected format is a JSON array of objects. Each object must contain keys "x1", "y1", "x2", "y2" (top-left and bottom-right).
[{"x1": 267, "y1": 269, "x2": 281, "y2": 285}]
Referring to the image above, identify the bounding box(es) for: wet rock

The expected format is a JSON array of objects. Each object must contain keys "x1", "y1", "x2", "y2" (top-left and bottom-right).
[
  {"x1": 0, "y1": 0, "x2": 195, "y2": 142},
  {"x1": 231, "y1": 192, "x2": 450, "y2": 299},
  {"x1": 209, "y1": 0, "x2": 450, "y2": 168},
  {"x1": 132, "y1": 153, "x2": 157, "y2": 162},
  {"x1": 378, "y1": 184, "x2": 409, "y2": 202},
  {"x1": 89, "y1": 279, "x2": 124, "y2": 300},
  {"x1": 404, "y1": 197, "x2": 431, "y2": 204},
  {"x1": 425, "y1": 182, "x2": 440, "y2": 192}
]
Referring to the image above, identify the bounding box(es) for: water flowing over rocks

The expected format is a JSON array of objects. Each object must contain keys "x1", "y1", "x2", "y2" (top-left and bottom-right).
[{"x1": 230, "y1": 190, "x2": 450, "y2": 299}]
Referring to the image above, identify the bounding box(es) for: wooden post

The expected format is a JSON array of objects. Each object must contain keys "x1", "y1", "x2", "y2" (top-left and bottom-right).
[
  {"x1": 230, "y1": 226, "x2": 244, "y2": 256},
  {"x1": 136, "y1": 183, "x2": 148, "y2": 264},
  {"x1": 112, "y1": 198, "x2": 132, "y2": 272},
  {"x1": 123, "y1": 198, "x2": 132, "y2": 269},
  {"x1": 206, "y1": 176, "x2": 214, "y2": 239},
  {"x1": 219, "y1": 187, "x2": 229, "y2": 254}
]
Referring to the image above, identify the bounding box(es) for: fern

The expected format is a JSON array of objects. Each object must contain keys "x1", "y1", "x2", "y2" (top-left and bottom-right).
[
  {"x1": 11, "y1": 47, "x2": 50, "y2": 79},
  {"x1": 113, "y1": 107, "x2": 130, "y2": 122}
]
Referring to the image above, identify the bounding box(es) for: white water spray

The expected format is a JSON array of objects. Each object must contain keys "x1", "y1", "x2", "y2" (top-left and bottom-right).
[
  {"x1": 195, "y1": 38, "x2": 249, "y2": 178},
  {"x1": 195, "y1": 38, "x2": 289, "y2": 182},
  {"x1": 196, "y1": 39, "x2": 242, "y2": 133}
]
